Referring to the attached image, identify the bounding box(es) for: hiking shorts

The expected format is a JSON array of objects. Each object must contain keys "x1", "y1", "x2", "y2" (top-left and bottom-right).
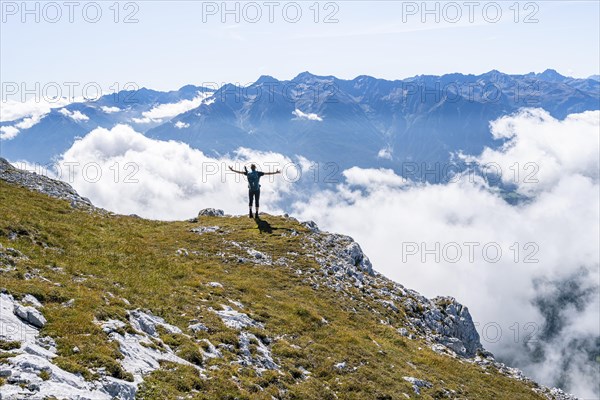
[{"x1": 249, "y1": 189, "x2": 260, "y2": 207}]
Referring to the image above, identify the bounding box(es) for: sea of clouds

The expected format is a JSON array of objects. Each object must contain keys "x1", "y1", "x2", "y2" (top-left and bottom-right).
[{"x1": 16, "y1": 108, "x2": 600, "y2": 398}]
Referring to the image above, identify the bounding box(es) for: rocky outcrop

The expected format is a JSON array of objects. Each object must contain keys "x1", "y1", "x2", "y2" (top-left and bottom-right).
[
  {"x1": 298, "y1": 220, "x2": 482, "y2": 358},
  {"x1": 0, "y1": 158, "x2": 92, "y2": 208}
]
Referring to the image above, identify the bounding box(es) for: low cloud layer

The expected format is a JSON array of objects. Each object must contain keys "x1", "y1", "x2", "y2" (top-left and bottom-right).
[
  {"x1": 36, "y1": 109, "x2": 600, "y2": 398},
  {"x1": 56, "y1": 124, "x2": 295, "y2": 219}
]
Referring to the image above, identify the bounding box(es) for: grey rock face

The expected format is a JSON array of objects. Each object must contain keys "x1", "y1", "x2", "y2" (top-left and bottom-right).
[
  {"x1": 423, "y1": 296, "x2": 482, "y2": 358},
  {"x1": 344, "y1": 242, "x2": 373, "y2": 274}
]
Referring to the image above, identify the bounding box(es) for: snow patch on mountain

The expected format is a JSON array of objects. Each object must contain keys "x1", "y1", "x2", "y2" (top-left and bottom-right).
[{"x1": 292, "y1": 109, "x2": 323, "y2": 121}]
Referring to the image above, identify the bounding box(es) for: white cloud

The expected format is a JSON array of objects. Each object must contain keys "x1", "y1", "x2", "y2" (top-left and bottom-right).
[
  {"x1": 377, "y1": 147, "x2": 393, "y2": 160},
  {"x1": 0, "y1": 126, "x2": 20, "y2": 140},
  {"x1": 59, "y1": 108, "x2": 89, "y2": 121},
  {"x1": 292, "y1": 109, "x2": 323, "y2": 122},
  {"x1": 0, "y1": 97, "x2": 72, "y2": 122},
  {"x1": 0, "y1": 98, "x2": 72, "y2": 139},
  {"x1": 291, "y1": 109, "x2": 599, "y2": 398},
  {"x1": 174, "y1": 121, "x2": 190, "y2": 129},
  {"x1": 15, "y1": 113, "x2": 46, "y2": 129},
  {"x1": 131, "y1": 117, "x2": 152, "y2": 124},
  {"x1": 56, "y1": 125, "x2": 294, "y2": 220},
  {"x1": 343, "y1": 167, "x2": 407, "y2": 188},
  {"x1": 462, "y1": 109, "x2": 600, "y2": 196},
  {"x1": 101, "y1": 106, "x2": 120, "y2": 114},
  {"x1": 134, "y1": 92, "x2": 213, "y2": 124}
]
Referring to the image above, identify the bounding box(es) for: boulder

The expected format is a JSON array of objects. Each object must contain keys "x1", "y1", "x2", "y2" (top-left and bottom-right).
[
  {"x1": 13, "y1": 304, "x2": 46, "y2": 328},
  {"x1": 198, "y1": 208, "x2": 224, "y2": 217}
]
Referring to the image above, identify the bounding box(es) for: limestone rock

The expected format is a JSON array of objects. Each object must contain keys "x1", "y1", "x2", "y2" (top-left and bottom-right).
[{"x1": 13, "y1": 304, "x2": 46, "y2": 328}]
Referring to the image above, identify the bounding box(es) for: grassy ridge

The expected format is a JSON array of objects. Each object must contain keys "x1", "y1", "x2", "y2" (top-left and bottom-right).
[{"x1": 0, "y1": 180, "x2": 544, "y2": 399}]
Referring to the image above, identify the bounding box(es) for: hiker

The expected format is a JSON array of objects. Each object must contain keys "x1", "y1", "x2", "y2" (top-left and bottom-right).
[{"x1": 229, "y1": 164, "x2": 281, "y2": 218}]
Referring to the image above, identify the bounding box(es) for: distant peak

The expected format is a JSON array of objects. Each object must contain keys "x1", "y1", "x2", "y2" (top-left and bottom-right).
[
  {"x1": 540, "y1": 68, "x2": 563, "y2": 76},
  {"x1": 536, "y1": 69, "x2": 567, "y2": 81},
  {"x1": 254, "y1": 75, "x2": 279, "y2": 85},
  {"x1": 482, "y1": 69, "x2": 502, "y2": 76},
  {"x1": 178, "y1": 84, "x2": 201, "y2": 91},
  {"x1": 293, "y1": 71, "x2": 316, "y2": 80},
  {"x1": 353, "y1": 74, "x2": 376, "y2": 81},
  {"x1": 292, "y1": 71, "x2": 335, "y2": 82}
]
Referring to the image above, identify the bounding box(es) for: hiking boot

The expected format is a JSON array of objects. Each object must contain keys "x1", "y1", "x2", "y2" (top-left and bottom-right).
[{"x1": 249, "y1": 211, "x2": 253, "y2": 218}]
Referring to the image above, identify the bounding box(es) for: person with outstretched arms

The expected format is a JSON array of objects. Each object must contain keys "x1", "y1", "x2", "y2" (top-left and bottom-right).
[{"x1": 229, "y1": 164, "x2": 281, "y2": 218}]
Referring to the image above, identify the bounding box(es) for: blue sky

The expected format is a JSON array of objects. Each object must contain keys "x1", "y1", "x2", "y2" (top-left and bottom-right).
[{"x1": 1, "y1": 1, "x2": 599, "y2": 96}]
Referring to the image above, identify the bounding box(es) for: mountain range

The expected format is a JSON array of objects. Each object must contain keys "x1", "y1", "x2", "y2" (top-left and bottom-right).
[{"x1": 2, "y1": 69, "x2": 598, "y2": 181}]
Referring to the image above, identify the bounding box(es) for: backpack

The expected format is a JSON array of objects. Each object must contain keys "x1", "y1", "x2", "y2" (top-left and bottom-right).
[{"x1": 247, "y1": 171, "x2": 261, "y2": 191}]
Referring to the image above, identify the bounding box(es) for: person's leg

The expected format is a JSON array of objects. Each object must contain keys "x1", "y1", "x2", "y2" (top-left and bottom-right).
[
  {"x1": 248, "y1": 190, "x2": 253, "y2": 218},
  {"x1": 255, "y1": 190, "x2": 260, "y2": 217}
]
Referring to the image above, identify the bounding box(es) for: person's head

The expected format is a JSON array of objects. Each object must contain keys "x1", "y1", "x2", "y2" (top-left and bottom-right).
[{"x1": 250, "y1": 164, "x2": 256, "y2": 171}]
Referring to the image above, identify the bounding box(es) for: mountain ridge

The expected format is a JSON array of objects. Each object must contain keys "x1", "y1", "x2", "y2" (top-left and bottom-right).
[{"x1": 0, "y1": 157, "x2": 578, "y2": 399}]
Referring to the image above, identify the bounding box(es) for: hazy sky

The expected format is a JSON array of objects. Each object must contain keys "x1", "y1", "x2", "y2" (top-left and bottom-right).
[{"x1": 1, "y1": 1, "x2": 599, "y2": 96}]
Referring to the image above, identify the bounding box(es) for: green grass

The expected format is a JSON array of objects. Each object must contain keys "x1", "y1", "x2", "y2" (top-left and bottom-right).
[
  {"x1": 0, "y1": 180, "x2": 546, "y2": 399},
  {"x1": 0, "y1": 340, "x2": 21, "y2": 351}
]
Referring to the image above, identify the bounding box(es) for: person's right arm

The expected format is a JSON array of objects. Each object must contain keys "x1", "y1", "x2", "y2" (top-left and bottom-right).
[{"x1": 228, "y1": 166, "x2": 246, "y2": 175}]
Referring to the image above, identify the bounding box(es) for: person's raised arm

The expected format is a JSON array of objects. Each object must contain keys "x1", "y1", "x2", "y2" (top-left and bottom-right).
[
  {"x1": 263, "y1": 169, "x2": 281, "y2": 176},
  {"x1": 228, "y1": 165, "x2": 246, "y2": 175}
]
